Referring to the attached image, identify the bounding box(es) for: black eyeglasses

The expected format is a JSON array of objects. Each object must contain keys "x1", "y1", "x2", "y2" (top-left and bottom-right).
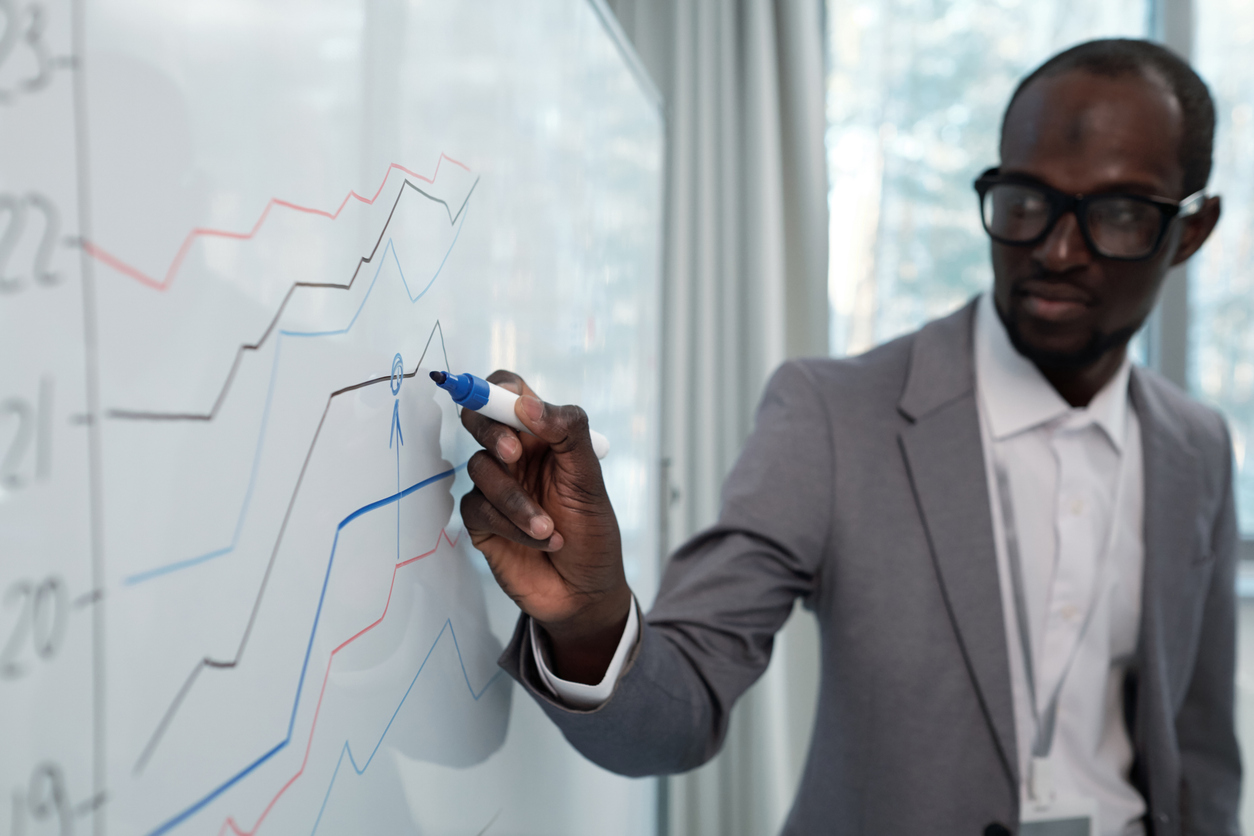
[{"x1": 973, "y1": 167, "x2": 1206, "y2": 261}]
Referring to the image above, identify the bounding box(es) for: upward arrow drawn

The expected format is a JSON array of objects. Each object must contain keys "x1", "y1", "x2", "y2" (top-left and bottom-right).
[
  {"x1": 391, "y1": 398, "x2": 404, "y2": 565},
  {"x1": 389, "y1": 400, "x2": 404, "y2": 449}
]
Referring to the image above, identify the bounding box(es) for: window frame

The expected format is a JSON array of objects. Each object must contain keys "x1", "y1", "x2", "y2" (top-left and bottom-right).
[
  {"x1": 1141, "y1": 0, "x2": 1192, "y2": 400},
  {"x1": 1142, "y1": 0, "x2": 1254, "y2": 564}
]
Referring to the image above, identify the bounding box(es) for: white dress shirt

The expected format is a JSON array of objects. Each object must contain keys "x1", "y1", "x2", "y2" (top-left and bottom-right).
[
  {"x1": 976, "y1": 292, "x2": 1145, "y2": 836},
  {"x1": 536, "y1": 293, "x2": 1147, "y2": 834},
  {"x1": 531, "y1": 595, "x2": 639, "y2": 709}
]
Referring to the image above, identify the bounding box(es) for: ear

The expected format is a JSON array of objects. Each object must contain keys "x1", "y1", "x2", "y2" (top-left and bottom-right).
[{"x1": 1170, "y1": 195, "x2": 1221, "y2": 266}]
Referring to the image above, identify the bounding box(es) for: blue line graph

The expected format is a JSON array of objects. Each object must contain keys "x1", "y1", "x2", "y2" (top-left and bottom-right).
[
  {"x1": 145, "y1": 461, "x2": 471, "y2": 836},
  {"x1": 310, "y1": 621, "x2": 505, "y2": 835},
  {"x1": 123, "y1": 206, "x2": 468, "y2": 586},
  {"x1": 122, "y1": 344, "x2": 286, "y2": 584}
]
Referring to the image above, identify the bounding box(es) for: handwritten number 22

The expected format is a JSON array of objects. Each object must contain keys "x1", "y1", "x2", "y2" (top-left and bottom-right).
[{"x1": 0, "y1": 193, "x2": 61, "y2": 292}]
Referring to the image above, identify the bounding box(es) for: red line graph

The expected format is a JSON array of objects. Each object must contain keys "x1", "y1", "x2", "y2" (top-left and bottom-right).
[
  {"x1": 84, "y1": 153, "x2": 471, "y2": 291},
  {"x1": 216, "y1": 527, "x2": 462, "y2": 836}
]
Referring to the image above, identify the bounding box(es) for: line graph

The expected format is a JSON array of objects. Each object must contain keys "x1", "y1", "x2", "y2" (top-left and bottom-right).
[
  {"x1": 118, "y1": 202, "x2": 467, "y2": 585},
  {"x1": 130, "y1": 320, "x2": 455, "y2": 776},
  {"x1": 3, "y1": 0, "x2": 667, "y2": 832},
  {"x1": 209, "y1": 530, "x2": 503, "y2": 836},
  {"x1": 143, "y1": 461, "x2": 484, "y2": 836},
  {"x1": 83, "y1": 154, "x2": 471, "y2": 292},
  {"x1": 107, "y1": 174, "x2": 476, "y2": 423},
  {"x1": 305, "y1": 619, "x2": 504, "y2": 836}
]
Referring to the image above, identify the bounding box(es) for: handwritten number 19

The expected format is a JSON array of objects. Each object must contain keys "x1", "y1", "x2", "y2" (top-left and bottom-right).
[{"x1": 8, "y1": 764, "x2": 73, "y2": 836}]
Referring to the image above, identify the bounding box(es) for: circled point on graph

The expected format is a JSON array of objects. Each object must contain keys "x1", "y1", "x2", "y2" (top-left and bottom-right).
[{"x1": 391, "y1": 353, "x2": 404, "y2": 395}]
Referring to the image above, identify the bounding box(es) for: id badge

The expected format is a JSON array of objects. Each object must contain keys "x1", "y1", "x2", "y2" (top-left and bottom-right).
[
  {"x1": 1020, "y1": 757, "x2": 1097, "y2": 836},
  {"x1": 1020, "y1": 794, "x2": 1096, "y2": 836}
]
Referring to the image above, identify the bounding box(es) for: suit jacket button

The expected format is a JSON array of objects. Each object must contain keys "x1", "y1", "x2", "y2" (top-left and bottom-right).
[{"x1": 983, "y1": 825, "x2": 1011, "y2": 836}]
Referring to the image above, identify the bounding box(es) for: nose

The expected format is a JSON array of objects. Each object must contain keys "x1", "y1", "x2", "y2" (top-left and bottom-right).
[{"x1": 1031, "y1": 211, "x2": 1092, "y2": 272}]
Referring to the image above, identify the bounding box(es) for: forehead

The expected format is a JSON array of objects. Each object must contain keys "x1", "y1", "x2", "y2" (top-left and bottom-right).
[{"x1": 1000, "y1": 69, "x2": 1186, "y2": 196}]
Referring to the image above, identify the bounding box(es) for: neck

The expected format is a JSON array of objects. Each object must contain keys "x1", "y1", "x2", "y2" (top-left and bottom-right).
[{"x1": 1036, "y1": 345, "x2": 1127, "y2": 408}]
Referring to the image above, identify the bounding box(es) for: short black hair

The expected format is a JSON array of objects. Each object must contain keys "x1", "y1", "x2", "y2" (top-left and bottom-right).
[{"x1": 1002, "y1": 38, "x2": 1216, "y2": 195}]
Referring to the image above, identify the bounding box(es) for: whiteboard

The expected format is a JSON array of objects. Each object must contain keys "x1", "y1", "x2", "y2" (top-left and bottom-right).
[{"x1": 0, "y1": 0, "x2": 664, "y2": 834}]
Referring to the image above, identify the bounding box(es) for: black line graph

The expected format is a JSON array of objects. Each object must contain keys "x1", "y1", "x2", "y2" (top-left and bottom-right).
[
  {"x1": 131, "y1": 319, "x2": 454, "y2": 775},
  {"x1": 107, "y1": 178, "x2": 475, "y2": 422}
]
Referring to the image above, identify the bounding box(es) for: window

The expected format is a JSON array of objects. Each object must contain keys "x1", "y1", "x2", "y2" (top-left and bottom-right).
[
  {"x1": 825, "y1": 0, "x2": 1150, "y2": 357},
  {"x1": 1190, "y1": 8, "x2": 1254, "y2": 832},
  {"x1": 1191, "y1": 1, "x2": 1254, "y2": 536}
]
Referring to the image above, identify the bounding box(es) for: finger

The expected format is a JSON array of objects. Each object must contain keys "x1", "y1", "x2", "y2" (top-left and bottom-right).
[
  {"x1": 458, "y1": 370, "x2": 540, "y2": 463},
  {"x1": 513, "y1": 396, "x2": 602, "y2": 472},
  {"x1": 461, "y1": 407, "x2": 524, "y2": 463},
  {"x1": 459, "y1": 369, "x2": 528, "y2": 463},
  {"x1": 485, "y1": 369, "x2": 538, "y2": 399},
  {"x1": 465, "y1": 450, "x2": 563, "y2": 543},
  {"x1": 460, "y1": 484, "x2": 565, "y2": 552}
]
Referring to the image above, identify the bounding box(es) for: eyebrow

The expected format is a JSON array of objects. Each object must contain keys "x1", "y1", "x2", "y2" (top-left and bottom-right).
[{"x1": 997, "y1": 169, "x2": 1171, "y2": 198}]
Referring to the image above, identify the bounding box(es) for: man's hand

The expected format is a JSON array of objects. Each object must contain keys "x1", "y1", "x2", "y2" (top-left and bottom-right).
[{"x1": 459, "y1": 370, "x2": 630, "y2": 685}]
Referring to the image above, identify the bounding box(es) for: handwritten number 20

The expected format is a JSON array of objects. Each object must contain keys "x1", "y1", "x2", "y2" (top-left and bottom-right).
[{"x1": 0, "y1": 578, "x2": 67, "y2": 680}]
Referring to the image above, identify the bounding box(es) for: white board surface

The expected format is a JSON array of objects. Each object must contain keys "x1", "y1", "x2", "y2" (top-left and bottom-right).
[{"x1": 0, "y1": 1, "x2": 664, "y2": 833}]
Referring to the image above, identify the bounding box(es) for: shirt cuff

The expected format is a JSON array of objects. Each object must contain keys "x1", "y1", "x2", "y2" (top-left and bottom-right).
[{"x1": 529, "y1": 596, "x2": 639, "y2": 710}]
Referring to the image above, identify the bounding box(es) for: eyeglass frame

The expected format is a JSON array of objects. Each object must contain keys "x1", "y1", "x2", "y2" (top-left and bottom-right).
[{"x1": 972, "y1": 166, "x2": 1207, "y2": 262}]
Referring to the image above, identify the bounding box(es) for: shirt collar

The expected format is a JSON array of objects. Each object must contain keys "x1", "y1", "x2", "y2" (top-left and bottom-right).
[{"x1": 975, "y1": 292, "x2": 1131, "y2": 450}]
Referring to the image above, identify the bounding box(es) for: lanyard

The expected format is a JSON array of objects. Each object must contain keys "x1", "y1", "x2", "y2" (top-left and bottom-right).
[{"x1": 990, "y1": 417, "x2": 1129, "y2": 766}]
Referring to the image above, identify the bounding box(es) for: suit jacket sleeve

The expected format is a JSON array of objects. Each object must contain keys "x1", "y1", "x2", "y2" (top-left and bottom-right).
[
  {"x1": 498, "y1": 359, "x2": 833, "y2": 776},
  {"x1": 1176, "y1": 419, "x2": 1242, "y2": 834}
]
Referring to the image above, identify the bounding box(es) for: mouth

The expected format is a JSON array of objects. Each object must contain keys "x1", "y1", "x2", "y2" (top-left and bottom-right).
[{"x1": 1013, "y1": 280, "x2": 1094, "y2": 323}]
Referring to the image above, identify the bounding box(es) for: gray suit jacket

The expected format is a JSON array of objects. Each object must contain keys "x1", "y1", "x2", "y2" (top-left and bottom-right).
[{"x1": 500, "y1": 301, "x2": 1241, "y2": 835}]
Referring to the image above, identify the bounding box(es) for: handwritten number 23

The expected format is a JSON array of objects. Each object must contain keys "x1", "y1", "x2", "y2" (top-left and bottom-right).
[{"x1": 0, "y1": 0, "x2": 52, "y2": 101}]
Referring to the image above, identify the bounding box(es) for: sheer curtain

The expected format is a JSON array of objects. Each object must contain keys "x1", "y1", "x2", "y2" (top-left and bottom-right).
[{"x1": 602, "y1": 1, "x2": 829, "y2": 833}]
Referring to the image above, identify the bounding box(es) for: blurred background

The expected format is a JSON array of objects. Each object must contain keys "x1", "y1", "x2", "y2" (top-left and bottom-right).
[{"x1": 606, "y1": 0, "x2": 1254, "y2": 833}]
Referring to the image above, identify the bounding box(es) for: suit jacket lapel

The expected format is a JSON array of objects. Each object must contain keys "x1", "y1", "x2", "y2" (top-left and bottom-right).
[
  {"x1": 897, "y1": 300, "x2": 1018, "y2": 786},
  {"x1": 1132, "y1": 371, "x2": 1211, "y2": 714}
]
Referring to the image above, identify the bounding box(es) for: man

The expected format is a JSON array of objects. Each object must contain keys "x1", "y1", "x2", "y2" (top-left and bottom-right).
[{"x1": 459, "y1": 39, "x2": 1237, "y2": 835}]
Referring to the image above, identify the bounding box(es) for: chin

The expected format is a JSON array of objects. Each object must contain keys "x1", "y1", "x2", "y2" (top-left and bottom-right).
[{"x1": 1004, "y1": 313, "x2": 1133, "y2": 372}]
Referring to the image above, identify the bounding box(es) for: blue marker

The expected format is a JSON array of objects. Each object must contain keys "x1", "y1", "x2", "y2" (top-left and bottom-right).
[{"x1": 430, "y1": 371, "x2": 609, "y2": 460}]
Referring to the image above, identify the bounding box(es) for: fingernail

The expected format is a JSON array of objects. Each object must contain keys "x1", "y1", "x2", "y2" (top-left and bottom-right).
[
  {"x1": 530, "y1": 516, "x2": 552, "y2": 538},
  {"x1": 497, "y1": 436, "x2": 519, "y2": 460},
  {"x1": 547, "y1": 531, "x2": 564, "y2": 551},
  {"x1": 519, "y1": 395, "x2": 544, "y2": 422}
]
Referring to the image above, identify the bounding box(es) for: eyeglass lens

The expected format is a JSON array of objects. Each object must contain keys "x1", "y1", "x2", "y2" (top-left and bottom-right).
[{"x1": 981, "y1": 183, "x2": 1163, "y2": 258}]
